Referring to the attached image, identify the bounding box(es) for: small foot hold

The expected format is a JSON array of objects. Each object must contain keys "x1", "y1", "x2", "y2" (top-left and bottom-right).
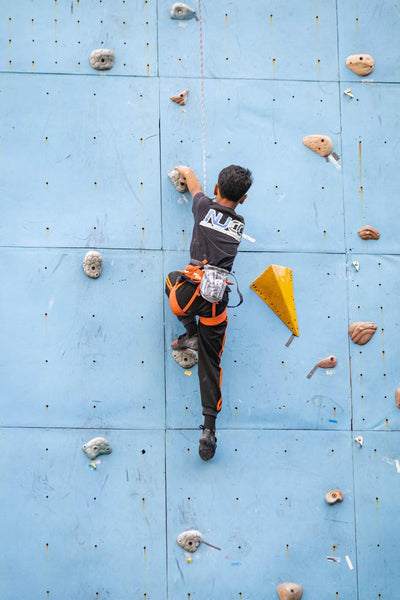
[{"x1": 172, "y1": 348, "x2": 198, "y2": 368}]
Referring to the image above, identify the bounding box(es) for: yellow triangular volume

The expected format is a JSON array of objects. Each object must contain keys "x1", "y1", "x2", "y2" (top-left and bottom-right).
[{"x1": 250, "y1": 265, "x2": 299, "y2": 336}]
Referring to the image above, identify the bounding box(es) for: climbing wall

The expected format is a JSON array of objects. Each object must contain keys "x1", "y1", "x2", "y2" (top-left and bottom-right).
[{"x1": 1, "y1": 1, "x2": 399, "y2": 598}]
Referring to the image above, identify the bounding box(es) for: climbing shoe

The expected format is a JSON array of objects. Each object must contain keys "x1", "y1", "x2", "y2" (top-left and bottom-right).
[
  {"x1": 198, "y1": 426, "x2": 217, "y2": 461},
  {"x1": 171, "y1": 333, "x2": 199, "y2": 351}
]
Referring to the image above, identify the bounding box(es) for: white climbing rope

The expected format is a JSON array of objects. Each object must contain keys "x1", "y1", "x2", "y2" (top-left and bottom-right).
[{"x1": 198, "y1": 0, "x2": 207, "y2": 193}]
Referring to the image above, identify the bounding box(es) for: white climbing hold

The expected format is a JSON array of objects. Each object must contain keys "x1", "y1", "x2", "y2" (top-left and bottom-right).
[
  {"x1": 170, "y1": 2, "x2": 198, "y2": 20},
  {"x1": 344, "y1": 88, "x2": 354, "y2": 99},
  {"x1": 168, "y1": 169, "x2": 188, "y2": 193},
  {"x1": 352, "y1": 261, "x2": 360, "y2": 271},
  {"x1": 89, "y1": 49, "x2": 115, "y2": 71},
  {"x1": 83, "y1": 251, "x2": 103, "y2": 279},
  {"x1": 83, "y1": 437, "x2": 112, "y2": 460},
  {"x1": 172, "y1": 348, "x2": 198, "y2": 369},
  {"x1": 177, "y1": 529, "x2": 202, "y2": 552},
  {"x1": 355, "y1": 435, "x2": 363, "y2": 447}
]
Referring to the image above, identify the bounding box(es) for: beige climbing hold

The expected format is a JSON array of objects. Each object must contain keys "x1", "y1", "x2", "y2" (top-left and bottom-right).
[
  {"x1": 89, "y1": 49, "x2": 115, "y2": 71},
  {"x1": 303, "y1": 135, "x2": 334, "y2": 158},
  {"x1": 177, "y1": 529, "x2": 202, "y2": 552},
  {"x1": 277, "y1": 582, "x2": 303, "y2": 600},
  {"x1": 395, "y1": 388, "x2": 400, "y2": 408},
  {"x1": 172, "y1": 348, "x2": 198, "y2": 368},
  {"x1": 83, "y1": 251, "x2": 103, "y2": 279},
  {"x1": 317, "y1": 355, "x2": 337, "y2": 369},
  {"x1": 82, "y1": 437, "x2": 112, "y2": 459},
  {"x1": 170, "y1": 89, "x2": 189, "y2": 106},
  {"x1": 346, "y1": 54, "x2": 375, "y2": 77},
  {"x1": 358, "y1": 225, "x2": 380, "y2": 240},
  {"x1": 348, "y1": 321, "x2": 377, "y2": 345},
  {"x1": 325, "y1": 489, "x2": 344, "y2": 505}
]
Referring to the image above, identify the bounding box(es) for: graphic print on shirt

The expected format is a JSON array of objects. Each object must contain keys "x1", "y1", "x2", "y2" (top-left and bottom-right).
[{"x1": 199, "y1": 208, "x2": 243, "y2": 242}]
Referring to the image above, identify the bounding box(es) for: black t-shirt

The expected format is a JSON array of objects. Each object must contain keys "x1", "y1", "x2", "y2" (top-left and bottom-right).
[{"x1": 190, "y1": 192, "x2": 245, "y2": 272}]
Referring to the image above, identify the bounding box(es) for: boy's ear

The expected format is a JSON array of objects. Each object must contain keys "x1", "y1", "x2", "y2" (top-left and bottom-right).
[
  {"x1": 214, "y1": 184, "x2": 219, "y2": 196},
  {"x1": 238, "y1": 194, "x2": 247, "y2": 204}
]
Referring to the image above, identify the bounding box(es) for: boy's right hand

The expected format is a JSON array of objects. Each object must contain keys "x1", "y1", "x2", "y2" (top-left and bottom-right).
[
  {"x1": 174, "y1": 165, "x2": 203, "y2": 198},
  {"x1": 174, "y1": 165, "x2": 192, "y2": 181}
]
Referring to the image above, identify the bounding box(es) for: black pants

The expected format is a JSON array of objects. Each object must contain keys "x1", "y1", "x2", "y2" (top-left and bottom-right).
[{"x1": 166, "y1": 271, "x2": 228, "y2": 419}]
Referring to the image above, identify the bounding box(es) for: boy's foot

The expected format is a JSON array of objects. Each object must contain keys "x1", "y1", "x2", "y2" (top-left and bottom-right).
[
  {"x1": 198, "y1": 426, "x2": 217, "y2": 461},
  {"x1": 171, "y1": 333, "x2": 199, "y2": 351}
]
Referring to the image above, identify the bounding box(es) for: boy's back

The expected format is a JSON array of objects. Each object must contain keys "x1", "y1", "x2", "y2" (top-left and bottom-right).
[{"x1": 190, "y1": 192, "x2": 245, "y2": 271}]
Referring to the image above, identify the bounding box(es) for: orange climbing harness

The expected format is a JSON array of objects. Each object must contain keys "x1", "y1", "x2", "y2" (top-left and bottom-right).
[{"x1": 168, "y1": 262, "x2": 228, "y2": 326}]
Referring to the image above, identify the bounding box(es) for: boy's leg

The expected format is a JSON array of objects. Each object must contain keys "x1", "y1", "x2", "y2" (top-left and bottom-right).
[
  {"x1": 197, "y1": 317, "x2": 228, "y2": 460},
  {"x1": 165, "y1": 271, "x2": 198, "y2": 342}
]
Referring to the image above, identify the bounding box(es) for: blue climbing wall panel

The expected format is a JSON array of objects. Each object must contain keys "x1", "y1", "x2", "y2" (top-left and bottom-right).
[{"x1": 1, "y1": 1, "x2": 399, "y2": 598}]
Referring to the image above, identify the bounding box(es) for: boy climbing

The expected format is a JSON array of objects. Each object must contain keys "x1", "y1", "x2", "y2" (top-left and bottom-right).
[{"x1": 165, "y1": 164, "x2": 253, "y2": 461}]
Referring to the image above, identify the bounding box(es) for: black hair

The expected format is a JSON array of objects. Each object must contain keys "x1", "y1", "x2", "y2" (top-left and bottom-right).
[{"x1": 218, "y1": 165, "x2": 253, "y2": 202}]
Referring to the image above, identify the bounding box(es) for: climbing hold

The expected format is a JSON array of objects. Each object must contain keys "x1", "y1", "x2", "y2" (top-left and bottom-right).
[
  {"x1": 352, "y1": 261, "x2": 360, "y2": 272},
  {"x1": 395, "y1": 388, "x2": 400, "y2": 408},
  {"x1": 170, "y1": 2, "x2": 198, "y2": 20},
  {"x1": 355, "y1": 435, "x2": 363, "y2": 447},
  {"x1": 82, "y1": 437, "x2": 112, "y2": 460},
  {"x1": 325, "y1": 489, "x2": 344, "y2": 505},
  {"x1": 83, "y1": 250, "x2": 103, "y2": 279},
  {"x1": 348, "y1": 321, "x2": 377, "y2": 345},
  {"x1": 177, "y1": 529, "x2": 202, "y2": 553},
  {"x1": 346, "y1": 54, "x2": 375, "y2": 76},
  {"x1": 307, "y1": 355, "x2": 337, "y2": 379},
  {"x1": 172, "y1": 348, "x2": 198, "y2": 368},
  {"x1": 317, "y1": 355, "x2": 337, "y2": 369},
  {"x1": 344, "y1": 88, "x2": 354, "y2": 99},
  {"x1": 277, "y1": 582, "x2": 303, "y2": 600},
  {"x1": 358, "y1": 225, "x2": 380, "y2": 240},
  {"x1": 170, "y1": 89, "x2": 189, "y2": 106},
  {"x1": 89, "y1": 49, "x2": 115, "y2": 71},
  {"x1": 250, "y1": 265, "x2": 299, "y2": 336},
  {"x1": 168, "y1": 169, "x2": 188, "y2": 193},
  {"x1": 303, "y1": 135, "x2": 333, "y2": 158}
]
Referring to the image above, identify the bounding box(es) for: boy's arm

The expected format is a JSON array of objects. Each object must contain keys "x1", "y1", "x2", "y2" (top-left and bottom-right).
[{"x1": 174, "y1": 166, "x2": 203, "y2": 199}]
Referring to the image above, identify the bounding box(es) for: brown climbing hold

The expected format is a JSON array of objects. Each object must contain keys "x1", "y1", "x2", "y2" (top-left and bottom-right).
[
  {"x1": 358, "y1": 225, "x2": 380, "y2": 240},
  {"x1": 325, "y1": 489, "x2": 344, "y2": 505},
  {"x1": 346, "y1": 54, "x2": 375, "y2": 76},
  {"x1": 277, "y1": 582, "x2": 303, "y2": 600},
  {"x1": 303, "y1": 135, "x2": 333, "y2": 157},
  {"x1": 170, "y1": 89, "x2": 189, "y2": 106},
  {"x1": 395, "y1": 388, "x2": 400, "y2": 408},
  {"x1": 317, "y1": 355, "x2": 337, "y2": 369},
  {"x1": 348, "y1": 321, "x2": 377, "y2": 345}
]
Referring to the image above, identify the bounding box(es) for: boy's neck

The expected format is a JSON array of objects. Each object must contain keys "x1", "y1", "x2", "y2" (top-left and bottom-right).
[{"x1": 216, "y1": 196, "x2": 238, "y2": 210}]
